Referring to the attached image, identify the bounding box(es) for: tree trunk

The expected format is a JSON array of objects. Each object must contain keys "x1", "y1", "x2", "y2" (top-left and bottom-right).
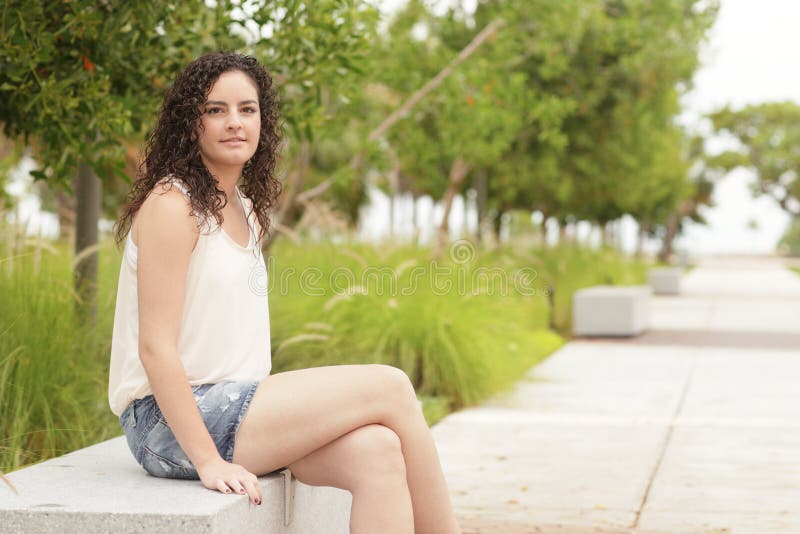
[
  {"x1": 411, "y1": 195, "x2": 419, "y2": 245},
  {"x1": 473, "y1": 169, "x2": 487, "y2": 243},
  {"x1": 566, "y1": 221, "x2": 576, "y2": 244},
  {"x1": 74, "y1": 162, "x2": 102, "y2": 324},
  {"x1": 56, "y1": 176, "x2": 77, "y2": 246},
  {"x1": 386, "y1": 155, "x2": 400, "y2": 239},
  {"x1": 603, "y1": 221, "x2": 615, "y2": 249},
  {"x1": 538, "y1": 211, "x2": 549, "y2": 248},
  {"x1": 636, "y1": 221, "x2": 650, "y2": 258},
  {"x1": 555, "y1": 219, "x2": 564, "y2": 245},
  {"x1": 433, "y1": 157, "x2": 471, "y2": 259},
  {"x1": 659, "y1": 212, "x2": 679, "y2": 263},
  {"x1": 487, "y1": 209, "x2": 505, "y2": 249}
]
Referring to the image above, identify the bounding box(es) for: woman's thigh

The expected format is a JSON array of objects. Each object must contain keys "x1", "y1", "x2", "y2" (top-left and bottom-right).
[{"x1": 231, "y1": 363, "x2": 420, "y2": 476}]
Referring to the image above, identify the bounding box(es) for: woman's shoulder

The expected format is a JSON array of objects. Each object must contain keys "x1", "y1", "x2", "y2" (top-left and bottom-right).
[
  {"x1": 134, "y1": 177, "x2": 201, "y2": 246},
  {"x1": 141, "y1": 177, "x2": 193, "y2": 215},
  {"x1": 155, "y1": 175, "x2": 192, "y2": 197}
]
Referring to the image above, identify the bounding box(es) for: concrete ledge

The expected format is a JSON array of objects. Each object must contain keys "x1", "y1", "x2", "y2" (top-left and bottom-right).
[
  {"x1": 0, "y1": 436, "x2": 351, "y2": 534},
  {"x1": 572, "y1": 285, "x2": 651, "y2": 337},
  {"x1": 648, "y1": 267, "x2": 683, "y2": 295}
]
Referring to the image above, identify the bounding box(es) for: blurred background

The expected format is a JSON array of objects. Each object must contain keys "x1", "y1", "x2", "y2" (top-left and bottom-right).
[{"x1": 2, "y1": 0, "x2": 798, "y2": 478}]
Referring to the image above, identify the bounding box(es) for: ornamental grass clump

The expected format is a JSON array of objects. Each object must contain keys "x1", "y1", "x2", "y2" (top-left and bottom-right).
[
  {"x1": 1, "y1": 226, "x2": 118, "y2": 473},
  {"x1": 268, "y1": 240, "x2": 561, "y2": 415}
]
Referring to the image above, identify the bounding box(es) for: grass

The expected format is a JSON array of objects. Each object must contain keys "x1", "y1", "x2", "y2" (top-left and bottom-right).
[
  {"x1": 267, "y1": 239, "x2": 564, "y2": 417},
  {"x1": 0, "y1": 233, "x2": 121, "y2": 473},
  {"x1": 1, "y1": 225, "x2": 647, "y2": 473}
]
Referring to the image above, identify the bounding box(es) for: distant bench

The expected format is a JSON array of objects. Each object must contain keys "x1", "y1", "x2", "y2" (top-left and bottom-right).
[
  {"x1": 0, "y1": 436, "x2": 351, "y2": 533},
  {"x1": 648, "y1": 267, "x2": 683, "y2": 295},
  {"x1": 572, "y1": 285, "x2": 651, "y2": 337}
]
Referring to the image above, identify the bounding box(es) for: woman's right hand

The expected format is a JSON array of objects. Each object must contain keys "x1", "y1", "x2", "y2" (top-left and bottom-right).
[{"x1": 196, "y1": 456, "x2": 262, "y2": 505}]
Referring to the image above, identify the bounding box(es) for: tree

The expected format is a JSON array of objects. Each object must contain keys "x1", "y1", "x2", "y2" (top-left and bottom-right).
[
  {"x1": 470, "y1": 0, "x2": 717, "y2": 249},
  {"x1": 475, "y1": 0, "x2": 591, "y2": 238},
  {"x1": 371, "y1": 1, "x2": 529, "y2": 256},
  {"x1": 709, "y1": 102, "x2": 800, "y2": 217},
  {"x1": 555, "y1": 0, "x2": 717, "y2": 229},
  {"x1": 652, "y1": 134, "x2": 720, "y2": 262},
  {"x1": 1, "y1": 1, "x2": 379, "y2": 317}
]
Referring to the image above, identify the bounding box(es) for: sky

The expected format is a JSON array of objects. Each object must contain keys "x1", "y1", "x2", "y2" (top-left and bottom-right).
[{"x1": 676, "y1": 0, "x2": 800, "y2": 254}]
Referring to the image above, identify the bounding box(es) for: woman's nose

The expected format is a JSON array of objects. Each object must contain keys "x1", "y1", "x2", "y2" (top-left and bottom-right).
[{"x1": 226, "y1": 112, "x2": 243, "y2": 129}]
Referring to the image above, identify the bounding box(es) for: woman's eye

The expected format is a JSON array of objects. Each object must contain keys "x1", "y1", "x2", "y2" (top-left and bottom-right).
[
  {"x1": 243, "y1": 106, "x2": 258, "y2": 114},
  {"x1": 205, "y1": 107, "x2": 223, "y2": 115}
]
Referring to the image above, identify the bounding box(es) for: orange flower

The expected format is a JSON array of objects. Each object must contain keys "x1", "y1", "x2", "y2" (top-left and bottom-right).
[{"x1": 81, "y1": 55, "x2": 95, "y2": 72}]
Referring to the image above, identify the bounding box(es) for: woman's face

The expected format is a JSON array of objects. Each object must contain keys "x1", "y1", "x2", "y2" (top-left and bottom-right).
[{"x1": 197, "y1": 70, "x2": 261, "y2": 173}]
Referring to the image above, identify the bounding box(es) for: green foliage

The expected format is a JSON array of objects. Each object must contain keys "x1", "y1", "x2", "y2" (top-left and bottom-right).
[
  {"x1": 710, "y1": 102, "x2": 800, "y2": 217},
  {"x1": 369, "y1": 1, "x2": 530, "y2": 200},
  {"x1": 0, "y1": 0, "x2": 377, "y2": 204},
  {"x1": 779, "y1": 217, "x2": 800, "y2": 256},
  {"x1": 476, "y1": 0, "x2": 717, "y2": 227},
  {"x1": 240, "y1": 0, "x2": 380, "y2": 141},
  {"x1": 2, "y1": 0, "x2": 718, "y2": 244},
  {"x1": 0, "y1": 137, "x2": 24, "y2": 209},
  {"x1": 0, "y1": 1, "x2": 240, "y2": 186}
]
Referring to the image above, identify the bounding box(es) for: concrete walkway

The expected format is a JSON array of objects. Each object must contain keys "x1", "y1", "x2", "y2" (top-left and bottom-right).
[{"x1": 433, "y1": 257, "x2": 800, "y2": 534}]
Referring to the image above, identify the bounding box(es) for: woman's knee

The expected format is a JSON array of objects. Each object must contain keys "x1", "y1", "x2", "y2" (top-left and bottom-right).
[
  {"x1": 369, "y1": 364, "x2": 419, "y2": 410},
  {"x1": 349, "y1": 424, "x2": 407, "y2": 486}
]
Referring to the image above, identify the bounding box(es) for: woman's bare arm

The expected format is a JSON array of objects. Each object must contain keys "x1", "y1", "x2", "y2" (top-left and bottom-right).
[
  {"x1": 134, "y1": 183, "x2": 262, "y2": 503},
  {"x1": 134, "y1": 184, "x2": 221, "y2": 469}
]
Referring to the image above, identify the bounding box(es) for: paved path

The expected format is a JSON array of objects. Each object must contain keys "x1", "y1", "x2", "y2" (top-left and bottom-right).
[{"x1": 433, "y1": 257, "x2": 800, "y2": 534}]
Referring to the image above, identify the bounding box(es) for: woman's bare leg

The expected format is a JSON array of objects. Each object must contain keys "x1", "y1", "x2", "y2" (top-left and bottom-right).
[
  {"x1": 231, "y1": 364, "x2": 460, "y2": 534},
  {"x1": 287, "y1": 423, "x2": 413, "y2": 533}
]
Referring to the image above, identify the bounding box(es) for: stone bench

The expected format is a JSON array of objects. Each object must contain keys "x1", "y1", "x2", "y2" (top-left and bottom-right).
[
  {"x1": 0, "y1": 436, "x2": 351, "y2": 533},
  {"x1": 648, "y1": 267, "x2": 683, "y2": 295},
  {"x1": 572, "y1": 285, "x2": 651, "y2": 336}
]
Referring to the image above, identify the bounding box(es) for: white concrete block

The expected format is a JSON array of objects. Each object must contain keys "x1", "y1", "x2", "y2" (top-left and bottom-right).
[
  {"x1": 572, "y1": 285, "x2": 650, "y2": 336},
  {"x1": 0, "y1": 436, "x2": 351, "y2": 534},
  {"x1": 648, "y1": 267, "x2": 683, "y2": 295}
]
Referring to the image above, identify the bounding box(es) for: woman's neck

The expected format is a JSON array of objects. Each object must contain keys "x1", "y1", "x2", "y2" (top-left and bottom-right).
[{"x1": 203, "y1": 160, "x2": 243, "y2": 198}]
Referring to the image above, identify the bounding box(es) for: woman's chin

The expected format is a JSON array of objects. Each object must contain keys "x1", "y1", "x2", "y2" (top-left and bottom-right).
[{"x1": 205, "y1": 154, "x2": 254, "y2": 169}]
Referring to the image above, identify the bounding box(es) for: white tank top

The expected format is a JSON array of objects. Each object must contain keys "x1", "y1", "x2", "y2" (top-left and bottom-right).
[{"x1": 108, "y1": 177, "x2": 271, "y2": 416}]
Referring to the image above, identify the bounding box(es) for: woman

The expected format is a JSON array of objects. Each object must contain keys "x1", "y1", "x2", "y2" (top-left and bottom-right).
[{"x1": 109, "y1": 52, "x2": 461, "y2": 533}]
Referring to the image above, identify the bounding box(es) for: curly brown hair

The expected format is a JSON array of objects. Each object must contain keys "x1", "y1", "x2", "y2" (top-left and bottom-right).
[{"x1": 114, "y1": 52, "x2": 282, "y2": 249}]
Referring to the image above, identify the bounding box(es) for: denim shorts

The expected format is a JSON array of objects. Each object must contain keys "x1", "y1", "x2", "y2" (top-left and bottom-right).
[{"x1": 119, "y1": 380, "x2": 260, "y2": 479}]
